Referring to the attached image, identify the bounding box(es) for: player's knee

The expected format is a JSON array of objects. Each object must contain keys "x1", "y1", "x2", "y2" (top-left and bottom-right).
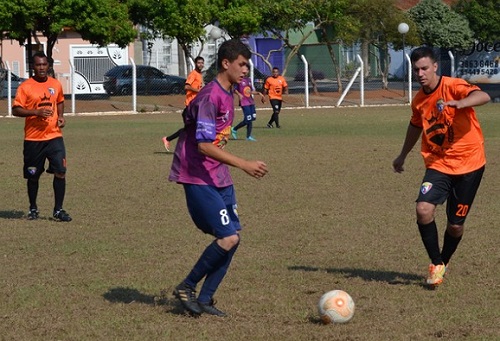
[
  {"x1": 416, "y1": 202, "x2": 435, "y2": 223},
  {"x1": 54, "y1": 173, "x2": 66, "y2": 179},
  {"x1": 218, "y1": 234, "x2": 240, "y2": 251},
  {"x1": 446, "y1": 224, "x2": 464, "y2": 237}
]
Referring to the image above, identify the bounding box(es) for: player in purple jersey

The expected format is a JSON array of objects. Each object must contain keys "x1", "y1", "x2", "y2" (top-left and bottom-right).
[
  {"x1": 169, "y1": 39, "x2": 268, "y2": 317},
  {"x1": 231, "y1": 77, "x2": 264, "y2": 141}
]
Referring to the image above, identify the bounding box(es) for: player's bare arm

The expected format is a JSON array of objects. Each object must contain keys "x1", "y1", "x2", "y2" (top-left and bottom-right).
[
  {"x1": 12, "y1": 106, "x2": 53, "y2": 118},
  {"x1": 234, "y1": 89, "x2": 243, "y2": 99},
  {"x1": 444, "y1": 90, "x2": 491, "y2": 109},
  {"x1": 57, "y1": 102, "x2": 66, "y2": 128},
  {"x1": 393, "y1": 124, "x2": 422, "y2": 173},
  {"x1": 184, "y1": 84, "x2": 200, "y2": 93},
  {"x1": 198, "y1": 142, "x2": 268, "y2": 179},
  {"x1": 251, "y1": 90, "x2": 265, "y2": 103}
]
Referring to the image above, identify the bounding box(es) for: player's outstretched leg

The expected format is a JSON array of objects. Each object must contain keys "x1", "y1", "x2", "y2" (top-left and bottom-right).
[{"x1": 172, "y1": 282, "x2": 202, "y2": 316}]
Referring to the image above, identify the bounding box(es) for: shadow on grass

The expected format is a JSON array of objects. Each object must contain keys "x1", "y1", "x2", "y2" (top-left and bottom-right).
[
  {"x1": 102, "y1": 286, "x2": 188, "y2": 316},
  {"x1": 103, "y1": 287, "x2": 156, "y2": 304},
  {"x1": 289, "y1": 265, "x2": 422, "y2": 286},
  {"x1": 153, "y1": 151, "x2": 173, "y2": 155},
  {"x1": 0, "y1": 210, "x2": 25, "y2": 219}
]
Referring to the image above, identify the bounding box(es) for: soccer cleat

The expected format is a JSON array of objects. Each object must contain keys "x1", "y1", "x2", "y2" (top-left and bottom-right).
[
  {"x1": 276, "y1": 125, "x2": 281, "y2": 128},
  {"x1": 267, "y1": 123, "x2": 273, "y2": 128},
  {"x1": 161, "y1": 136, "x2": 170, "y2": 152},
  {"x1": 27, "y1": 208, "x2": 39, "y2": 220},
  {"x1": 426, "y1": 263, "x2": 446, "y2": 287},
  {"x1": 198, "y1": 299, "x2": 227, "y2": 317},
  {"x1": 231, "y1": 128, "x2": 238, "y2": 140},
  {"x1": 173, "y1": 282, "x2": 202, "y2": 316},
  {"x1": 53, "y1": 209, "x2": 72, "y2": 222},
  {"x1": 246, "y1": 136, "x2": 257, "y2": 142}
]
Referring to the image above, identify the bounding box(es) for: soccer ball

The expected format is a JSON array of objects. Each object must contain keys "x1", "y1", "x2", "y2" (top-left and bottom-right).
[{"x1": 318, "y1": 290, "x2": 355, "y2": 324}]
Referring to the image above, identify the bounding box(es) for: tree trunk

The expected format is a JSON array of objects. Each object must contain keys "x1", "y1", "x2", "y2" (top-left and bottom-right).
[
  {"x1": 322, "y1": 26, "x2": 342, "y2": 93},
  {"x1": 308, "y1": 63, "x2": 319, "y2": 95},
  {"x1": 361, "y1": 40, "x2": 370, "y2": 78}
]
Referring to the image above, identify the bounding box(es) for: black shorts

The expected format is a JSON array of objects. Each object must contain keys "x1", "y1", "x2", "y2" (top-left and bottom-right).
[
  {"x1": 416, "y1": 166, "x2": 485, "y2": 225},
  {"x1": 270, "y1": 99, "x2": 282, "y2": 113},
  {"x1": 23, "y1": 137, "x2": 67, "y2": 179}
]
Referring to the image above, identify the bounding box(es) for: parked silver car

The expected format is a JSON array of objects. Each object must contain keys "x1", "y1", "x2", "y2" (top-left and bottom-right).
[{"x1": 1, "y1": 71, "x2": 26, "y2": 97}]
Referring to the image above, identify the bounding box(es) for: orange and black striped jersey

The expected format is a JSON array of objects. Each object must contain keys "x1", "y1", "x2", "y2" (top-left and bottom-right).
[{"x1": 410, "y1": 76, "x2": 485, "y2": 175}]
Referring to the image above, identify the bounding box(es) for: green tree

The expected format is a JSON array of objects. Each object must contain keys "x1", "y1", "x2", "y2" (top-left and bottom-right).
[
  {"x1": 453, "y1": 0, "x2": 500, "y2": 42},
  {"x1": 349, "y1": 0, "x2": 420, "y2": 89},
  {"x1": 214, "y1": 0, "x2": 262, "y2": 38},
  {"x1": 253, "y1": 0, "x2": 313, "y2": 74},
  {"x1": 408, "y1": 0, "x2": 474, "y2": 49},
  {"x1": 254, "y1": 0, "x2": 360, "y2": 93},
  {"x1": 2, "y1": 0, "x2": 136, "y2": 74},
  {"x1": 308, "y1": 0, "x2": 360, "y2": 93},
  {"x1": 128, "y1": 0, "x2": 214, "y2": 76}
]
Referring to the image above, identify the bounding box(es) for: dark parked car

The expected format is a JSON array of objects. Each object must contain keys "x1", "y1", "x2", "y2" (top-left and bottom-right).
[
  {"x1": 1, "y1": 71, "x2": 26, "y2": 97},
  {"x1": 251, "y1": 68, "x2": 269, "y2": 92},
  {"x1": 103, "y1": 65, "x2": 186, "y2": 96}
]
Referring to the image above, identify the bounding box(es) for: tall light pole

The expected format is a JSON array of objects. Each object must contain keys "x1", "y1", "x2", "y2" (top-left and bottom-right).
[{"x1": 398, "y1": 22, "x2": 409, "y2": 97}]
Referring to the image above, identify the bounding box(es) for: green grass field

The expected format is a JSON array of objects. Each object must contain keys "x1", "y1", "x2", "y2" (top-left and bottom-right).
[{"x1": 1, "y1": 105, "x2": 499, "y2": 340}]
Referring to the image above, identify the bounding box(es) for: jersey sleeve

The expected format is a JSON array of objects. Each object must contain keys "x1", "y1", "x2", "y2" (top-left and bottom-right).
[
  {"x1": 410, "y1": 101, "x2": 423, "y2": 128},
  {"x1": 264, "y1": 77, "x2": 271, "y2": 91},
  {"x1": 185, "y1": 71, "x2": 197, "y2": 87},
  {"x1": 192, "y1": 96, "x2": 218, "y2": 143},
  {"x1": 56, "y1": 81, "x2": 64, "y2": 103},
  {"x1": 13, "y1": 82, "x2": 28, "y2": 108},
  {"x1": 450, "y1": 78, "x2": 481, "y2": 99}
]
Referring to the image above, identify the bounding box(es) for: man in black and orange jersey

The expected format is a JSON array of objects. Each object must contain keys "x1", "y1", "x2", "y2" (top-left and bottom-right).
[
  {"x1": 162, "y1": 56, "x2": 204, "y2": 151},
  {"x1": 393, "y1": 46, "x2": 490, "y2": 288},
  {"x1": 13, "y1": 52, "x2": 72, "y2": 222},
  {"x1": 263, "y1": 67, "x2": 288, "y2": 128}
]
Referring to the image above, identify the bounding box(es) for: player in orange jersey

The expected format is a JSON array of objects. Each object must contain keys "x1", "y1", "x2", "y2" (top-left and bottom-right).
[
  {"x1": 13, "y1": 52, "x2": 72, "y2": 222},
  {"x1": 162, "y1": 56, "x2": 204, "y2": 151},
  {"x1": 393, "y1": 46, "x2": 490, "y2": 288},
  {"x1": 263, "y1": 67, "x2": 288, "y2": 128}
]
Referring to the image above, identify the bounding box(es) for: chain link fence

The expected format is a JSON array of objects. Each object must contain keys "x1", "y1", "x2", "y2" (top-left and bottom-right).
[{"x1": 5, "y1": 44, "x2": 499, "y2": 117}]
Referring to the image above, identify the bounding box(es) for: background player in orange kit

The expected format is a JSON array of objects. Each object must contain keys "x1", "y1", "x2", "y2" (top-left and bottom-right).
[
  {"x1": 263, "y1": 67, "x2": 288, "y2": 128},
  {"x1": 13, "y1": 52, "x2": 72, "y2": 222}
]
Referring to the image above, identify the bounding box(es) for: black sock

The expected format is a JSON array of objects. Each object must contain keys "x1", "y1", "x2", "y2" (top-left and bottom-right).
[
  {"x1": 234, "y1": 122, "x2": 246, "y2": 131},
  {"x1": 185, "y1": 241, "x2": 228, "y2": 288},
  {"x1": 268, "y1": 114, "x2": 274, "y2": 125},
  {"x1": 27, "y1": 179, "x2": 39, "y2": 209},
  {"x1": 417, "y1": 221, "x2": 443, "y2": 265},
  {"x1": 53, "y1": 176, "x2": 66, "y2": 211},
  {"x1": 441, "y1": 230, "x2": 462, "y2": 265},
  {"x1": 247, "y1": 122, "x2": 253, "y2": 137},
  {"x1": 274, "y1": 113, "x2": 280, "y2": 127}
]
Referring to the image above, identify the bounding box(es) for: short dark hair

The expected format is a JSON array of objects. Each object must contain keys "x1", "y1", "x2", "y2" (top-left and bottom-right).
[
  {"x1": 194, "y1": 56, "x2": 204, "y2": 63},
  {"x1": 217, "y1": 39, "x2": 251, "y2": 70},
  {"x1": 410, "y1": 46, "x2": 436, "y2": 64},
  {"x1": 32, "y1": 52, "x2": 47, "y2": 62}
]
